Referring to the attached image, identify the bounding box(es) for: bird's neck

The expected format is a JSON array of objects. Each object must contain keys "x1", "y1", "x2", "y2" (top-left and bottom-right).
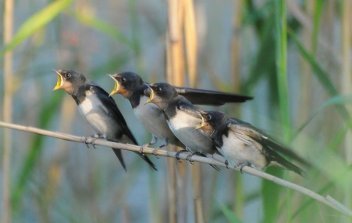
[
  {"x1": 214, "y1": 122, "x2": 229, "y2": 147},
  {"x1": 164, "y1": 97, "x2": 181, "y2": 119},
  {"x1": 71, "y1": 85, "x2": 87, "y2": 105},
  {"x1": 130, "y1": 85, "x2": 148, "y2": 108}
]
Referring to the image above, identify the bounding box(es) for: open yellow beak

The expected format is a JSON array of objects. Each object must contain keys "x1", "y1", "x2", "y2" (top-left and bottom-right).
[
  {"x1": 145, "y1": 86, "x2": 155, "y2": 104},
  {"x1": 195, "y1": 115, "x2": 206, "y2": 129},
  {"x1": 53, "y1": 70, "x2": 64, "y2": 91},
  {"x1": 109, "y1": 75, "x2": 120, "y2": 96}
]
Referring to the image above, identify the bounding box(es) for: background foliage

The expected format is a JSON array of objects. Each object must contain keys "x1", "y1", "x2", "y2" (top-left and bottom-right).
[{"x1": 1, "y1": 0, "x2": 352, "y2": 222}]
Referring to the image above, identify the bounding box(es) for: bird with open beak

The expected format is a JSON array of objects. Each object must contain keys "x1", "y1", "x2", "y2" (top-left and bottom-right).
[
  {"x1": 143, "y1": 82, "x2": 216, "y2": 157},
  {"x1": 199, "y1": 110, "x2": 309, "y2": 175},
  {"x1": 53, "y1": 69, "x2": 157, "y2": 171},
  {"x1": 109, "y1": 71, "x2": 253, "y2": 148}
]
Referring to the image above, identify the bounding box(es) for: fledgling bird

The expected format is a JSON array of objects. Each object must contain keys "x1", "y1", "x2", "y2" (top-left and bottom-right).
[
  {"x1": 109, "y1": 71, "x2": 252, "y2": 147},
  {"x1": 53, "y1": 69, "x2": 157, "y2": 171},
  {"x1": 144, "y1": 82, "x2": 216, "y2": 156},
  {"x1": 199, "y1": 111, "x2": 309, "y2": 175}
]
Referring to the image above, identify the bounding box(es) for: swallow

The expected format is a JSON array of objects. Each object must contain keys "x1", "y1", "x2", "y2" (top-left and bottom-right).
[
  {"x1": 143, "y1": 82, "x2": 216, "y2": 157},
  {"x1": 109, "y1": 71, "x2": 252, "y2": 147},
  {"x1": 199, "y1": 111, "x2": 309, "y2": 175},
  {"x1": 53, "y1": 69, "x2": 157, "y2": 171}
]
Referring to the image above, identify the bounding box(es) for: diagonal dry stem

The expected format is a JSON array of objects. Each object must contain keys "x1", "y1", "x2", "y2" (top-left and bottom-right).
[{"x1": 0, "y1": 121, "x2": 352, "y2": 217}]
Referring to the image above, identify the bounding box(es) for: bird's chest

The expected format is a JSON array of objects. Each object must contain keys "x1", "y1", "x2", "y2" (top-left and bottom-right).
[
  {"x1": 134, "y1": 97, "x2": 173, "y2": 138},
  {"x1": 78, "y1": 93, "x2": 114, "y2": 135},
  {"x1": 168, "y1": 110, "x2": 213, "y2": 153},
  {"x1": 220, "y1": 131, "x2": 267, "y2": 169}
]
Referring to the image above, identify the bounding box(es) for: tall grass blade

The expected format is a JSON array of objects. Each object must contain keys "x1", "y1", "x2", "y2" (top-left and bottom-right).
[
  {"x1": 294, "y1": 95, "x2": 352, "y2": 138},
  {"x1": 0, "y1": 0, "x2": 73, "y2": 57},
  {"x1": 275, "y1": 0, "x2": 290, "y2": 136},
  {"x1": 340, "y1": 1, "x2": 352, "y2": 219},
  {"x1": 263, "y1": 1, "x2": 288, "y2": 222},
  {"x1": 289, "y1": 31, "x2": 337, "y2": 99},
  {"x1": 74, "y1": 11, "x2": 133, "y2": 48},
  {"x1": 219, "y1": 204, "x2": 242, "y2": 223},
  {"x1": 311, "y1": 0, "x2": 324, "y2": 53},
  {"x1": 289, "y1": 30, "x2": 352, "y2": 127},
  {"x1": 11, "y1": 94, "x2": 63, "y2": 211},
  {"x1": 243, "y1": 17, "x2": 275, "y2": 93}
]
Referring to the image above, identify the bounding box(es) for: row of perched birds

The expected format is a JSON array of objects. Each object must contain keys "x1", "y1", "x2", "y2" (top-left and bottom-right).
[{"x1": 53, "y1": 70, "x2": 309, "y2": 175}]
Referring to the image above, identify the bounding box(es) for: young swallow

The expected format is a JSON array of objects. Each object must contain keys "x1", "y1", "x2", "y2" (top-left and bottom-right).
[
  {"x1": 109, "y1": 71, "x2": 252, "y2": 147},
  {"x1": 200, "y1": 111, "x2": 309, "y2": 175},
  {"x1": 144, "y1": 82, "x2": 216, "y2": 156},
  {"x1": 53, "y1": 69, "x2": 157, "y2": 171}
]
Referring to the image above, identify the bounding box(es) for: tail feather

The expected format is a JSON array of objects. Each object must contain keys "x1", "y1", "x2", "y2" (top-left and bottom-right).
[
  {"x1": 263, "y1": 138, "x2": 311, "y2": 168},
  {"x1": 138, "y1": 154, "x2": 158, "y2": 171},
  {"x1": 262, "y1": 143, "x2": 304, "y2": 175},
  {"x1": 123, "y1": 134, "x2": 158, "y2": 171},
  {"x1": 112, "y1": 148, "x2": 127, "y2": 171},
  {"x1": 271, "y1": 155, "x2": 304, "y2": 175}
]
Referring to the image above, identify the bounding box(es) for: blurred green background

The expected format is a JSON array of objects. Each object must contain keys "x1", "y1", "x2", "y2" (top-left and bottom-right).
[{"x1": 1, "y1": 0, "x2": 352, "y2": 222}]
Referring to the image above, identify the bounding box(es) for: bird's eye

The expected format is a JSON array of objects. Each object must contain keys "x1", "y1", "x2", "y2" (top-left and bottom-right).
[
  {"x1": 121, "y1": 77, "x2": 126, "y2": 82},
  {"x1": 158, "y1": 87, "x2": 162, "y2": 92},
  {"x1": 67, "y1": 73, "x2": 71, "y2": 78},
  {"x1": 207, "y1": 114, "x2": 212, "y2": 121}
]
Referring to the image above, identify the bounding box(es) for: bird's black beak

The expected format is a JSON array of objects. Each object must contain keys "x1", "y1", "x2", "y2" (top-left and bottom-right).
[{"x1": 53, "y1": 70, "x2": 64, "y2": 91}]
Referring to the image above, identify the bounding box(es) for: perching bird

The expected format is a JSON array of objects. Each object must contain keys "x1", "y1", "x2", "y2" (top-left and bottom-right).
[
  {"x1": 144, "y1": 82, "x2": 216, "y2": 156},
  {"x1": 53, "y1": 69, "x2": 157, "y2": 171},
  {"x1": 199, "y1": 111, "x2": 309, "y2": 175},
  {"x1": 109, "y1": 71, "x2": 252, "y2": 147}
]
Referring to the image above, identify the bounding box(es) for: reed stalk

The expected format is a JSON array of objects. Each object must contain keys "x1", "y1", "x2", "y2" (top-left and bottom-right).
[
  {"x1": 341, "y1": 1, "x2": 352, "y2": 220},
  {"x1": 230, "y1": 1, "x2": 244, "y2": 219},
  {"x1": 2, "y1": 0, "x2": 14, "y2": 222},
  {"x1": 167, "y1": 1, "x2": 186, "y2": 222}
]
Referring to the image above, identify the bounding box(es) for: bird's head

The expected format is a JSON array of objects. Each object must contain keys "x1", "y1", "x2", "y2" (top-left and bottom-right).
[
  {"x1": 144, "y1": 83, "x2": 178, "y2": 110},
  {"x1": 200, "y1": 111, "x2": 227, "y2": 130},
  {"x1": 53, "y1": 70, "x2": 86, "y2": 95},
  {"x1": 109, "y1": 72, "x2": 144, "y2": 98}
]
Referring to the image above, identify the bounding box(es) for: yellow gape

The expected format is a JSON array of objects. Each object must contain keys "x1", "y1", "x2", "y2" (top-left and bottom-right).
[
  {"x1": 109, "y1": 74, "x2": 121, "y2": 96},
  {"x1": 195, "y1": 114, "x2": 206, "y2": 129},
  {"x1": 145, "y1": 86, "x2": 155, "y2": 104},
  {"x1": 53, "y1": 70, "x2": 64, "y2": 91}
]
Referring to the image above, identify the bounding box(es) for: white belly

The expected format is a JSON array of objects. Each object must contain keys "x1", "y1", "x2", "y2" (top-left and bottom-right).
[
  {"x1": 168, "y1": 111, "x2": 213, "y2": 153},
  {"x1": 133, "y1": 96, "x2": 174, "y2": 140},
  {"x1": 220, "y1": 131, "x2": 267, "y2": 169},
  {"x1": 78, "y1": 93, "x2": 119, "y2": 138}
]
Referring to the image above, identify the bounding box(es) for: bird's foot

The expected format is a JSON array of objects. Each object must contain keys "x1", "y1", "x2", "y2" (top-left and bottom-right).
[
  {"x1": 158, "y1": 143, "x2": 168, "y2": 149},
  {"x1": 186, "y1": 152, "x2": 199, "y2": 164},
  {"x1": 225, "y1": 160, "x2": 229, "y2": 169},
  {"x1": 83, "y1": 136, "x2": 91, "y2": 149},
  {"x1": 139, "y1": 143, "x2": 151, "y2": 155},
  {"x1": 90, "y1": 137, "x2": 98, "y2": 149},
  {"x1": 235, "y1": 161, "x2": 251, "y2": 174},
  {"x1": 90, "y1": 134, "x2": 105, "y2": 149},
  {"x1": 144, "y1": 141, "x2": 160, "y2": 158},
  {"x1": 139, "y1": 145, "x2": 145, "y2": 155},
  {"x1": 142, "y1": 139, "x2": 156, "y2": 149},
  {"x1": 175, "y1": 149, "x2": 188, "y2": 161},
  {"x1": 152, "y1": 148, "x2": 160, "y2": 159},
  {"x1": 149, "y1": 135, "x2": 158, "y2": 146},
  {"x1": 159, "y1": 138, "x2": 169, "y2": 149}
]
